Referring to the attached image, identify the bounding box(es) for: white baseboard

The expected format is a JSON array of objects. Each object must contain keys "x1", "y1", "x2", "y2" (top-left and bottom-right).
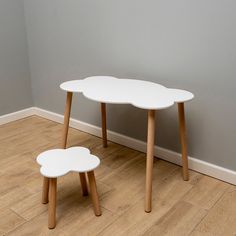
[
  {"x1": 0, "y1": 107, "x2": 35, "y2": 125},
  {"x1": 1, "y1": 107, "x2": 236, "y2": 185}
]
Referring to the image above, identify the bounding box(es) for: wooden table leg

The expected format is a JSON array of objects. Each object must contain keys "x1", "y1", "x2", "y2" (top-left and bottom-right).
[
  {"x1": 42, "y1": 177, "x2": 49, "y2": 204},
  {"x1": 101, "y1": 103, "x2": 108, "y2": 148},
  {"x1": 87, "y1": 171, "x2": 102, "y2": 216},
  {"x1": 145, "y1": 110, "x2": 156, "y2": 213},
  {"x1": 40, "y1": 94, "x2": 73, "y2": 206},
  {"x1": 62, "y1": 92, "x2": 73, "y2": 149},
  {"x1": 178, "y1": 103, "x2": 189, "y2": 181},
  {"x1": 61, "y1": 92, "x2": 89, "y2": 195},
  {"x1": 48, "y1": 178, "x2": 57, "y2": 229}
]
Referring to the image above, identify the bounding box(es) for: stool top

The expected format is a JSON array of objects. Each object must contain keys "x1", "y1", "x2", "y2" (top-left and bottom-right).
[
  {"x1": 37, "y1": 147, "x2": 100, "y2": 178},
  {"x1": 60, "y1": 76, "x2": 194, "y2": 110}
]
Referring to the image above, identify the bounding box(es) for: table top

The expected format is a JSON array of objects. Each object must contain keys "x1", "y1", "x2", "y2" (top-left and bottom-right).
[{"x1": 60, "y1": 76, "x2": 194, "y2": 110}]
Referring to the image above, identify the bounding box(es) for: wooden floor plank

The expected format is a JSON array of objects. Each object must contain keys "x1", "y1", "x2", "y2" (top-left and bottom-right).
[
  {"x1": 0, "y1": 208, "x2": 25, "y2": 235},
  {"x1": 183, "y1": 175, "x2": 230, "y2": 210},
  {"x1": 0, "y1": 116, "x2": 234, "y2": 236},
  {"x1": 143, "y1": 201, "x2": 207, "y2": 236},
  {"x1": 98, "y1": 170, "x2": 194, "y2": 236},
  {"x1": 190, "y1": 186, "x2": 236, "y2": 236}
]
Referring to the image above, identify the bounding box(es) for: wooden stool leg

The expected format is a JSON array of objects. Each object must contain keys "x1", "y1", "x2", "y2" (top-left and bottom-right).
[
  {"x1": 79, "y1": 172, "x2": 88, "y2": 196},
  {"x1": 42, "y1": 177, "x2": 49, "y2": 204},
  {"x1": 101, "y1": 103, "x2": 108, "y2": 148},
  {"x1": 48, "y1": 178, "x2": 57, "y2": 229},
  {"x1": 87, "y1": 171, "x2": 102, "y2": 216},
  {"x1": 62, "y1": 92, "x2": 73, "y2": 149},
  {"x1": 145, "y1": 110, "x2": 156, "y2": 213},
  {"x1": 178, "y1": 103, "x2": 189, "y2": 181}
]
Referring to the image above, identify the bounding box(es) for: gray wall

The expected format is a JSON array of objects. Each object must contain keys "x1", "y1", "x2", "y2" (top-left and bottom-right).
[
  {"x1": 23, "y1": 0, "x2": 236, "y2": 170},
  {"x1": 0, "y1": 0, "x2": 32, "y2": 115}
]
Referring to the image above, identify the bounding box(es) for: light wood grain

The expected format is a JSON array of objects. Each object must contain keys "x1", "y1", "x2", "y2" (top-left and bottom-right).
[
  {"x1": 48, "y1": 178, "x2": 57, "y2": 229},
  {"x1": 87, "y1": 171, "x2": 102, "y2": 216},
  {"x1": 178, "y1": 102, "x2": 189, "y2": 181},
  {"x1": 1, "y1": 116, "x2": 235, "y2": 236},
  {"x1": 101, "y1": 103, "x2": 108, "y2": 148},
  {"x1": 98, "y1": 170, "x2": 193, "y2": 236},
  {"x1": 61, "y1": 91, "x2": 90, "y2": 199},
  {"x1": 79, "y1": 172, "x2": 88, "y2": 196},
  {"x1": 183, "y1": 175, "x2": 230, "y2": 210},
  {"x1": 11, "y1": 191, "x2": 48, "y2": 221},
  {"x1": 145, "y1": 109, "x2": 155, "y2": 212},
  {"x1": 190, "y1": 186, "x2": 236, "y2": 236},
  {"x1": 62, "y1": 92, "x2": 73, "y2": 149},
  {"x1": 42, "y1": 177, "x2": 49, "y2": 204},
  {"x1": 0, "y1": 208, "x2": 25, "y2": 235},
  {"x1": 143, "y1": 201, "x2": 207, "y2": 236}
]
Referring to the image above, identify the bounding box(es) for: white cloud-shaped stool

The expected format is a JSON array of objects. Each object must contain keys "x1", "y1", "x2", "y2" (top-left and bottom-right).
[
  {"x1": 37, "y1": 147, "x2": 100, "y2": 178},
  {"x1": 60, "y1": 76, "x2": 194, "y2": 110},
  {"x1": 37, "y1": 147, "x2": 101, "y2": 229}
]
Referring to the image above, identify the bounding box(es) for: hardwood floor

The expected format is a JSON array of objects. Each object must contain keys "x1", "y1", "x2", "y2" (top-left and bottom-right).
[{"x1": 0, "y1": 116, "x2": 235, "y2": 236}]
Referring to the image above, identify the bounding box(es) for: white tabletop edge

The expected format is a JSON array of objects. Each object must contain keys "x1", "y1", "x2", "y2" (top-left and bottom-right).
[{"x1": 60, "y1": 77, "x2": 194, "y2": 110}]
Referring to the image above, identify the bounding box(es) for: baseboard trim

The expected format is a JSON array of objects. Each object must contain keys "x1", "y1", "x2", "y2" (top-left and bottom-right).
[
  {"x1": 0, "y1": 108, "x2": 35, "y2": 126},
  {"x1": 1, "y1": 107, "x2": 236, "y2": 185}
]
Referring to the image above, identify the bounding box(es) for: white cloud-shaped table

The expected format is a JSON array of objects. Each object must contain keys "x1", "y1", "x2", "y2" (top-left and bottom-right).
[
  {"x1": 60, "y1": 76, "x2": 194, "y2": 110},
  {"x1": 37, "y1": 147, "x2": 100, "y2": 178},
  {"x1": 59, "y1": 75, "x2": 194, "y2": 213}
]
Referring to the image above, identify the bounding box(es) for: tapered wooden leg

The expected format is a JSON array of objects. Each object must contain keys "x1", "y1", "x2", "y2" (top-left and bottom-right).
[
  {"x1": 101, "y1": 103, "x2": 108, "y2": 148},
  {"x1": 178, "y1": 103, "x2": 189, "y2": 181},
  {"x1": 48, "y1": 178, "x2": 57, "y2": 229},
  {"x1": 145, "y1": 110, "x2": 155, "y2": 213},
  {"x1": 42, "y1": 92, "x2": 72, "y2": 209},
  {"x1": 62, "y1": 92, "x2": 73, "y2": 149},
  {"x1": 61, "y1": 92, "x2": 88, "y2": 193},
  {"x1": 79, "y1": 172, "x2": 88, "y2": 196},
  {"x1": 87, "y1": 171, "x2": 101, "y2": 216},
  {"x1": 42, "y1": 177, "x2": 49, "y2": 204}
]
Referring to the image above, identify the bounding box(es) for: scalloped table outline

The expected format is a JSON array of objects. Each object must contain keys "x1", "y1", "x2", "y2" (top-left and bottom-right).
[{"x1": 59, "y1": 76, "x2": 194, "y2": 213}]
